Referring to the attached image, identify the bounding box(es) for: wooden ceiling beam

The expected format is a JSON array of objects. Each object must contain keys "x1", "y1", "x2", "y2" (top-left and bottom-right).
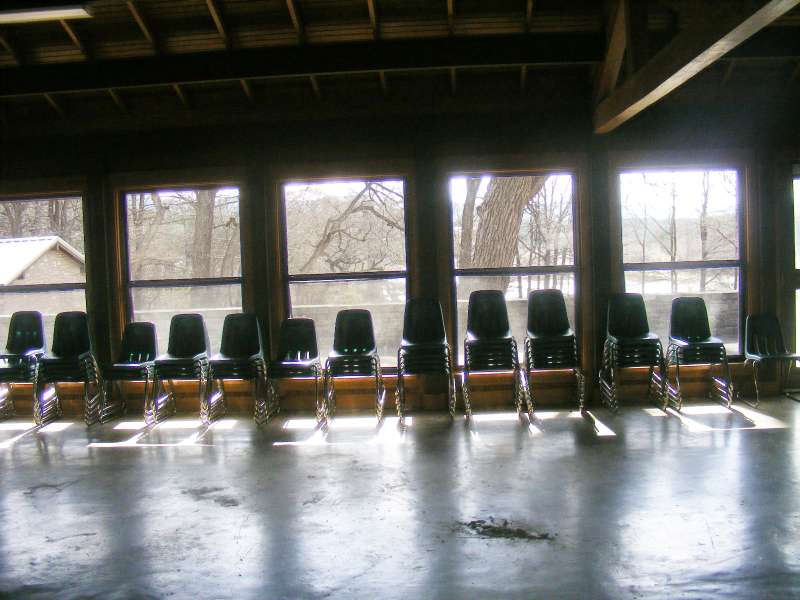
[
  {"x1": 309, "y1": 74, "x2": 321, "y2": 98},
  {"x1": 447, "y1": 0, "x2": 455, "y2": 35},
  {"x1": 378, "y1": 70, "x2": 387, "y2": 95},
  {"x1": 286, "y1": 0, "x2": 305, "y2": 43},
  {"x1": 594, "y1": 0, "x2": 800, "y2": 134},
  {"x1": 108, "y1": 88, "x2": 126, "y2": 112},
  {"x1": 172, "y1": 83, "x2": 189, "y2": 107},
  {"x1": 240, "y1": 78, "x2": 255, "y2": 103},
  {"x1": 59, "y1": 19, "x2": 86, "y2": 58},
  {"x1": 206, "y1": 0, "x2": 228, "y2": 48},
  {"x1": 526, "y1": 0, "x2": 535, "y2": 33},
  {"x1": 0, "y1": 31, "x2": 20, "y2": 65},
  {"x1": 0, "y1": 33, "x2": 603, "y2": 98},
  {"x1": 127, "y1": 0, "x2": 156, "y2": 50},
  {"x1": 367, "y1": 0, "x2": 378, "y2": 39},
  {"x1": 593, "y1": 0, "x2": 627, "y2": 102},
  {"x1": 43, "y1": 93, "x2": 65, "y2": 117}
]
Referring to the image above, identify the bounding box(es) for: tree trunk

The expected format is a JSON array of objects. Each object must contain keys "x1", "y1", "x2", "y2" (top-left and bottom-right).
[
  {"x1": 467, "y1": 175, "x2": 547, "y2": 292},
  {"x1": 192, "y1": 189, "x2": 217, "y2": 279},
  {"x1": 458, "y1": 177, "x2": 481, "y2": 268}
]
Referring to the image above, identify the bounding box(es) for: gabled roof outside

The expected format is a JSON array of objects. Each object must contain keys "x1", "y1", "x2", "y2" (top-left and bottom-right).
[{"x1": 0, "y1": 236, "x2": 85, "y2": 286}]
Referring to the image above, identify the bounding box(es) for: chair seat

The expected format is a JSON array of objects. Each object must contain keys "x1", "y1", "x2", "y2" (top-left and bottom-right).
[
  {"x1": 154, "y1": 355, "x2": 206, "y2": 379},
  {"x1": 105, "y1": 363, "x2": 152, "y2": 381},
  {"x1": 328, "y1": 353, "x2": 378, "y2": 377},
  {"x1": 399, "y1": 344, "x2": 450, "y2": 375},
  {"x1": 38, "y1": 354, "x2": 96, "y2": 382},
  {"x1": 670, "y1": 336, "x2": 727, "y2": 364},
  {"x1": 269, "y1": 359, "x2": 320, "y2": 379},
  {"x1": 209, "y1": 354, "x2": 261, "y2": 379},
  {"x1": 465, "y1": 342, "x2": 517, "y2": 372},
  {"x1": 527, "y1": 334, "x2": 577, "y2": 370}
]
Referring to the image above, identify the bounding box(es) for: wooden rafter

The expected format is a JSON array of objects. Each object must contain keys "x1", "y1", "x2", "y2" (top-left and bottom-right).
[
  {"x1": 108, "y1": 88, "x2": 126, "y2": 112},
  {"x1": 526, "y1": 0, "x2": 535, "y2": 32},
  {"x1": 721, "y1": 59, "x2": 737, "y2": 86},
  {"x1": 309, "y1": 74, "x2": 321, "y2": 98},
  {"x1": 594, "y1": 0, "x2": 800, "y2": 134},
  {"x1": 240, "y1": 78, "x2": 255, "y2": 103},
  {"x1": 447, "y1": 0, "x2": 455, "y2": 35},
  {"x1": 206, "y1": 0, "x2": 228, "y2": 48},
  {"x1": 172, "y1": 83, "x2": 189, "y2": 107},
  {"x1": 593, "y1": 0, "x2": 627, "y2": 102},
  {"x1": 127, "y1": 0, "x2": 156, "y2": 49},
  {"x1": 367, "y1": 0, "x2": 378, "y2": 39},
  {"x1": 286, "y1": 0, "x2": 304, "y2": 43},
  {"x1": 378, "y1": 70, "x2": 388, "y2": 95},
  {"x1": 0, "y1": 31, "x2": 20, "y2": 65},
  {"x1": 60, "y1": 20, "x2": 86, "y2": 57},
  {"x1": 43, "y1": 93, "x2": 65, "y2": 117}
]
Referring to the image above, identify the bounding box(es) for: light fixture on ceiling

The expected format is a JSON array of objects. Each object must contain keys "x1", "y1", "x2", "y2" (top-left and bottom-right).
[{"x1": 0, "y1": 3, "x2": 92, "y2": 25}]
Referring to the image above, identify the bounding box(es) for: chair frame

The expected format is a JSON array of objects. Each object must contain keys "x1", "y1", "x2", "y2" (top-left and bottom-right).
[
  {"x1": 462, "y1": 338, "x2": 530, "y2": 419},
  {"x1": 524, "y1": 336, "x2": 586, "y2": 415},
  {"x1": 396, "y1": 342, "x2": 457, "y2": 420},
  {"x1": 34, "y1": 351, "x2": 106, "y2": 426},
  {"x1": 0, "y1": 311, "x2": 46, "y2": 420},
  {"x1": 324, "y1": 355, "x2": 386, "y2": 421},
  {"x1": 740, "y1": 314, "x2": 800, "y2": 407}
]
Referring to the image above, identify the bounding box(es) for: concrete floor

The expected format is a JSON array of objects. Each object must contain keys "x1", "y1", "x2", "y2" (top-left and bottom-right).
[{"x1": 1, "y1": 399, "x2": 800, "y2": 599}]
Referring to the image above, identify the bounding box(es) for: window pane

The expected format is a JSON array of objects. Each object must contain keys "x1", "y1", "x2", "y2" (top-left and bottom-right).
[
  {"x1": 0, "y1": 289, "x2": 86, "y2": 346},
  {"x1": 131, "y1": 284, "x2": 242, "y2": 354},
  {"x1": 451, "y1": 173, "x2": 574, "y2": 269},
  {"x1": 125, "y1": 187, "x2": 241, "y2": 280},
  {"x1": 289, "y1": 279, "x2": 406, "y2": 366},
  {"x1": 0, "y1": 196, "x2": 86, "y2": 285},
  {"x1": 620, "y1": 170, "x2": 739, "y2": 263},
  {"x1": 623, "y1": 268, "x2": 739, "y2": 353},
  {"x1": 284, "y1": 180, "x2": 406, "y2": 275},
  {"x1": 454, "y1": 273, "x2": 576, "y2": 364}
]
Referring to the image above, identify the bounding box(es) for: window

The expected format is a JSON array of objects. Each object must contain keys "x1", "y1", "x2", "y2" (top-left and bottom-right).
[
  {"x1": 124, "y1": 187, "x2": 242, "y2": 352},
  {"x1": 0, "y1": 195, "x2": 86, "y2": 343},
  {"x1": 619, "y1": 169, "x2": 741, "y2": 353},
  {"x1": 283, "y1": 179, "x2": 407, "y2": 365},
  {"x1": 450, "y1": 173, "x2": 577, "y2": 362}
]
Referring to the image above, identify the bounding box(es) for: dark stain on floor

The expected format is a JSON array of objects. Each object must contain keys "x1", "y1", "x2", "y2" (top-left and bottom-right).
[
  {"x1": 459, "y1": 518, "x2": 556, "y2": 541},
  {"x1": 183, "y1": 487, "x2": 239, "y2": 507}
]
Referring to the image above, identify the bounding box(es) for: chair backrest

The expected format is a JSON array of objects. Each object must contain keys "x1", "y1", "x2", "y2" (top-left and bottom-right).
[
  {"x1": 466, "y1": 290, "x2": 511, "y2": 340},
  {"x1": 607, "y1": 293, "x2": 650, "y2": 338},
  {"x1": 332, "y1": 309, "x2": 376, "y2": 354},
  {"x1": 670, "y1": 297, "x2": 711, "y2": 341},
  {"x1": 220, "y1": 313, "x2": 262, "y2": 359},
  {"x1": 277, "y1": 318, "x2": 319, "y2": 361},
  {"x1": 527, "y1": 289, "x2": 571, "y2": 336},
  {"x1": 118, "y1": 322, "x2": 158, "y2": 363},
  {"x1": 166, "y1": 313, "x2": 209, "y2": 358},
  {"x1": 402, "y1": 298, "x2": 446, "y2": 345},
  {"x1": 51, "y1": 311, "x2": 91, "y2": 358},
  {"x1": 746, "y1": 313, "x2": 788, "y2": 356},
  {"x1": 5, "y1": 311, "x2": 46, "y2": 355}
]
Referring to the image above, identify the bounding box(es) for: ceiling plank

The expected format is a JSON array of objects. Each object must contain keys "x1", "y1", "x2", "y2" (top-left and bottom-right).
[
  {"x1": 449, "y1": 67, "x2": 456, "y2": 94},
  {"x1": 520, "y1": 64, "x2": 527, "y2": 90},
  {"x1": 206, "y1": 0, "x2": 228, "y2": 48},
  {"x1": 240, "y1": 78, "x2": 255, "y2": 103},
  {"x1": 108, "y1": 88, "x2": 127, "y2": 112},
  {"x1": 286, "y1": 0, "x2": 304, "y2": 43},
  {"x1": 594, "y1": 0, "x2": 800, "y2": 134},
  {"x1": 59, "y1": 19, "x2": 86, "y2": 57},
  {"x1": 593, "y1": 0, "x2": 627, "y2": 102},
  {"x1": 367, "y1": 0, "x2": 378, "y2": 39},
  {"x1": 0, "y1": 33, "x2": 603, "y2": 98},
  {"x1": 0, "y1": 31, "x2": 20, "y2": 65},
  {"x1": 127, "y1": 0, "x2": 156, "y2": 50},
  {"x1": 43, "y1": 93, "x2": 65, "y2": 117},
  {"x1": 721, "y1": 59, "x2": 737, "y2": 85}
]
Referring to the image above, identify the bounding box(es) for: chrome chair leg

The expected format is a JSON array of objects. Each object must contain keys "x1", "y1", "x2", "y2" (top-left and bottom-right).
[{"x1": 0, "y1": 383, "x2": 14, "y2": 420}]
